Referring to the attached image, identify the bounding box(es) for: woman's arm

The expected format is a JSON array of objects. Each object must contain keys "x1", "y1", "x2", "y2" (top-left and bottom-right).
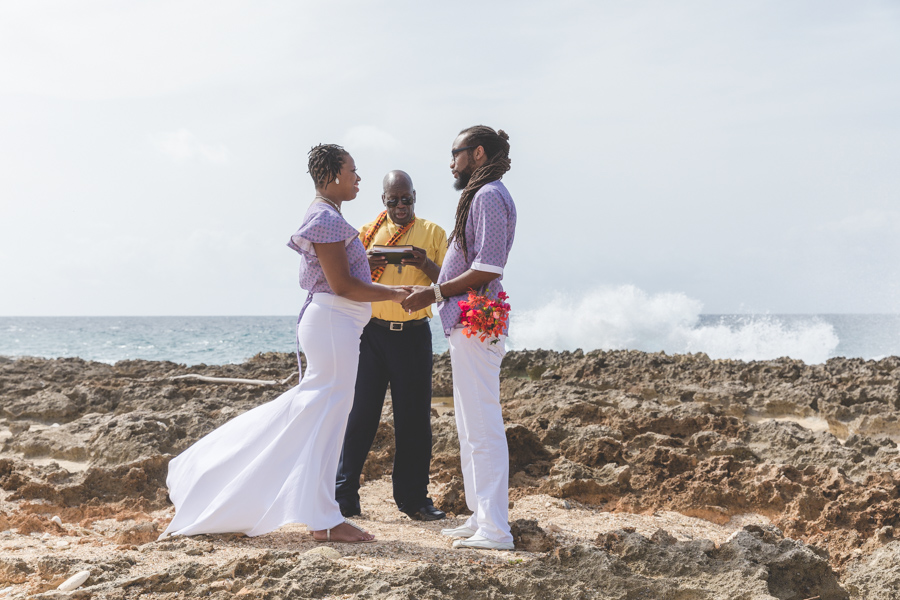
[{"x1": 315, "y1": 241, "x2": 408, "y2": 303}]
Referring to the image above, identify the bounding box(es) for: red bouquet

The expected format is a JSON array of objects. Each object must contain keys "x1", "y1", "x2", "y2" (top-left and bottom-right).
[{"x1": 458, "y1": 290, "x2": 511, "y2": 344}]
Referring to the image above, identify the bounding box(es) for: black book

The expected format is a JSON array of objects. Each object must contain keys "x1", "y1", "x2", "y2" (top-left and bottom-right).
[{"x1": 370, "y1": 245, "x2": 415, "y2": 264}]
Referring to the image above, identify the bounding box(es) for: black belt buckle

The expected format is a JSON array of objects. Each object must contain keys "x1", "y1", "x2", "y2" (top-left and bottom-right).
[{"x1": 370, "y1": 317, "x2": 428, "y2": 330}]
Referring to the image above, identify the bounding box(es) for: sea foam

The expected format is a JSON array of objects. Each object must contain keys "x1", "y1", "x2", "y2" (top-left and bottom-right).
[{"x1": 510, "y1": 285, "x2": 840, "y2": 364}]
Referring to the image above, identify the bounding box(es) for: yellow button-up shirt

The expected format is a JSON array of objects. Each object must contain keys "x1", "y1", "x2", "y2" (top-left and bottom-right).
[{"x1": 359, "y1": 216, "x2": 448, "y2": 322}]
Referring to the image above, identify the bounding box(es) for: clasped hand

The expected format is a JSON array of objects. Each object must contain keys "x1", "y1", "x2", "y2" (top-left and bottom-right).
[{"x1": 387, "y1": 285, "x2": 438, "y2": 312}]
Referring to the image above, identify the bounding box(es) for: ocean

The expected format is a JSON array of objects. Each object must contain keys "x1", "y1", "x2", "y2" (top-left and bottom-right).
[{"x1": 1, "y1": 313, "x2": 898, "y2": 367}]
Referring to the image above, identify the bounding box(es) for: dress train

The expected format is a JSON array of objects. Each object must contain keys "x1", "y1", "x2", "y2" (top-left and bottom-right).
[{"x1": 161, "y1": 294, "x2": 370, "y2": 538}]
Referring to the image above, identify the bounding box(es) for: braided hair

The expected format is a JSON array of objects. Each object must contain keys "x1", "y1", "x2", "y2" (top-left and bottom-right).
[
  {"x1": 449, "y1": 126, "x2": 511, "y2": 260},
  {"x1": 307, "y1": 144, "x2": 347, "y2": 189}
]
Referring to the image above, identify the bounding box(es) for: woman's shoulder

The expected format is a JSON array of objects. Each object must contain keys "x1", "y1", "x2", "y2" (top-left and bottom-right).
[{"x1": 290, "y1": 203, "x2": 358, "y2": 249}]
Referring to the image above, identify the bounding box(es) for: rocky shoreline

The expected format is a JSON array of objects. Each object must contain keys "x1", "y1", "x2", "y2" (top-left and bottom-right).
[{"x1": 2, "y1": 349, "x2": 900, "y2": 599}]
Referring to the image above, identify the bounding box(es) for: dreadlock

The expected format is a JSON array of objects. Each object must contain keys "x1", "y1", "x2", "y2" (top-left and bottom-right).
[
  {"x1": 307, "y1": 143, "x2": 347, "y2": 189},
  {"x1": 449, "y1": 126, "x2": 511, "y2": 261}
]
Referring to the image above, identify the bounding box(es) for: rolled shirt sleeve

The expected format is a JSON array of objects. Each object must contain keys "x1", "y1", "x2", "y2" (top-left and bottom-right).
[{"x1": 470, "y1": 188, "x2": 511, "y2": 275}]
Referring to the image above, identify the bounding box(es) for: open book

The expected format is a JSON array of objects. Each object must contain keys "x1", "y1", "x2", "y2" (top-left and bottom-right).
[{"x1": 370, "y1": 245, "x2": 415, "y2": 264}]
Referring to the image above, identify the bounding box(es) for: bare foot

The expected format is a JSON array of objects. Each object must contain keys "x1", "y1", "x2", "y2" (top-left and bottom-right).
[{"x1": 312, "y1": 522, "x2": 375, "y2": 543}]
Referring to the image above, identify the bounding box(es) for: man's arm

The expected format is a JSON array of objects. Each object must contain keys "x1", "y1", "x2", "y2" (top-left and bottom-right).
[
  {"x1": 400, "y1": 247, "x2": 440, "y2": 283},
  {"x1": 401, "y1": 269, "x2": 498, "y2": 312}
]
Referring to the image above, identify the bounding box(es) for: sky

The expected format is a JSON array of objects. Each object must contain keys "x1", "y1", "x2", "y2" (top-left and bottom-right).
[{"x1": 1, "y1": 0, "x2": 899, "y2": 317}]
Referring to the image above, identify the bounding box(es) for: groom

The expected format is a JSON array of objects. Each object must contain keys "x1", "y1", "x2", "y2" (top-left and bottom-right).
[{"x1": 402, "y1": 125, "x2": 517, "y2": 551}]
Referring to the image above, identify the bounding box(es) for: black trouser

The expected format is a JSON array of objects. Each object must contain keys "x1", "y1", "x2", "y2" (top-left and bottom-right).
[{"x1": 335, "y1": 319, "x2": 434, "y2": 513}]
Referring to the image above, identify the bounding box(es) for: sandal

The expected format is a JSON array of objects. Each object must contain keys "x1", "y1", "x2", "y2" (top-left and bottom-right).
[{"x1": 314, "y1": 519, "x2": 376, "y2": 543}]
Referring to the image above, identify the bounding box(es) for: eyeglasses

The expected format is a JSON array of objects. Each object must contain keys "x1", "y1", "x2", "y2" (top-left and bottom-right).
[
  {"x1": 385, "y1": 196, "x2": 414, "y2": 207},
  {"x1": 451, "y1": 145, "x2": 477, "y2": 159}
]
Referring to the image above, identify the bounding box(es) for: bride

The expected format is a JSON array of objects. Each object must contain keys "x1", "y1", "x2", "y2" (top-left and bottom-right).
[{"x1": 161, "y1": 144, "x2": 409, "y2": 543}]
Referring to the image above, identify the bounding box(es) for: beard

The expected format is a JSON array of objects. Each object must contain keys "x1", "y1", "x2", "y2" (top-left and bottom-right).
[{"x1": 453, "y1": 165, "x2": 474, "y2": 191}]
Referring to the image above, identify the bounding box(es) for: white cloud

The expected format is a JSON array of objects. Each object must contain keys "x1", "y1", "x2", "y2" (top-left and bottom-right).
[
  {"x1": 820, "y1": 209, "x2": 900, "y2": 234},
  {"x1": 150, "y1": 129, "x2": 230, "y2": 165},
  {"x1": 341, "y1": 126, "x2": 400, "y2": 152},
  {"x1": 0, "y1": 2, "x2": 322, "y2": 100}
]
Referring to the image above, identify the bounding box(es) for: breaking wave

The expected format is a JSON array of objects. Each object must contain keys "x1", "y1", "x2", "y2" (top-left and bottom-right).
[{"x1": 510, "y1": 285, "x2": 840, "y2": 364}]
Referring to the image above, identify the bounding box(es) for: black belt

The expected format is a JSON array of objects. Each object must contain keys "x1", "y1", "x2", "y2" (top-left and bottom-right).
[{"x1": 370, "y1": 317, "x2": 429, "y2": 331}]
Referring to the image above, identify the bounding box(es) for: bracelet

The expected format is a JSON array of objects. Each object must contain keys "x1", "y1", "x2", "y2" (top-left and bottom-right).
[{"x1": 432, "y1": 284, "x2": 444, "y2": 302}]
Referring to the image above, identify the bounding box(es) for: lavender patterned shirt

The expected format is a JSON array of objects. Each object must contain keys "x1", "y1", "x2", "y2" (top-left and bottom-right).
[
  {"x1": 437, "y1": 181, "x2": 517, "y2": 337},
  {"x1": 287, "y1": 202, "x2": 371, "y2": 293}
]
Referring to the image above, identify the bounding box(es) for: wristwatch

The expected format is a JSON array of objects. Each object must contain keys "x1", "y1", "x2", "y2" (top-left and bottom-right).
[{"x1": 432, "y1": 284, "x2": 444, "y2": 302}]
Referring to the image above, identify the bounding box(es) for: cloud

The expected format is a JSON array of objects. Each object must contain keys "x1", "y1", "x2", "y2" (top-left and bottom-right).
[
  {"x1": 820, "y1": 209, "x2": 900, "y2": 235},
  {"x1": 341, "y1": 126, "x2": 400, "y2": 152},
  {"x1": 150, "y1": 129, "x2": 230, "y2": 165}
]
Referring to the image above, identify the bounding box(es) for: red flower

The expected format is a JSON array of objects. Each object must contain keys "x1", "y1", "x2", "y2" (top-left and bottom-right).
[{"x1": 458, "y1": 289, "x2": 511, "y2": 344}]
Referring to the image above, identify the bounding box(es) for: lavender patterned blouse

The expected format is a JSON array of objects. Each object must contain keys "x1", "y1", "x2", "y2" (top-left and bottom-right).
[
  {"x1": 287, "y1": 202, "x2": 371, "y2": 294},
  {"x1": 437, "y1": 181, "x2": 517, "y2": 337}
]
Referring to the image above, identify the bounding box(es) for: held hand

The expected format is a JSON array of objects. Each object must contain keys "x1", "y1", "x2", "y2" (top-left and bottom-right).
[
  {"x1": 401, "y1": 285, "x2": 436, "y2": 312},
  {"x1": 366, "y1": 250, "x2": 388, "y2": 271},
  {"x1": 400, "y1": 246, "x2": 428, "y2": 271},
  {"x1": 389, "y1": 286, "x2": 414, "y2": 303}
]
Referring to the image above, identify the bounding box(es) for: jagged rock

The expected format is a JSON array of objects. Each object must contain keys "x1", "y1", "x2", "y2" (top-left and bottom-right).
[
  {"x1": 0, "y1": 557, "x2": 33, "y2": 585},
  {"x1": 595, "y1": 525, "x2": 848, "y2": 600},
  {"x1": 5, "y1": 351, "x2": 900, "y2": 597},
  {"x1": 510, "y1": 519, "x2": 555, "y2": 552},
  {"x1": 2, "y1": 391, "x2": 79, "y2": 422},
  {"x1": 844, "y1": 541, "x2": 900, "y2": 599},
  {"x1": 505, "y1": 424, "x2": 551, "y2": 473},
  {"x1": 544, "y1": 458, "x2": 630, "y2": 501},
  {"x1": 431, "y1": 476, "x2": 466, "y2": 515}
]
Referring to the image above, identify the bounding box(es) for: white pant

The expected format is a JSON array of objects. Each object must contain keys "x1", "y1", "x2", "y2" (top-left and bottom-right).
[
  {"x1": 448, "y1": 328, "x2": 513, "y2": 543},
  {"x1": 162, "y1": 293, "x2": 370, "y2": 537}
]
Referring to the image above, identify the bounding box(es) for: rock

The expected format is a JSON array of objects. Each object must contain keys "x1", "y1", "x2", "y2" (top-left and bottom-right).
[
  {"x1": 8, "y1": 422, "x2": 29, "y2": 435},
  {"x1": 544, "y1": 458, "x2": 630, "y2": 501},
  {"x1": 113, "y1": 521, "x2": 160, "y2": 545},
  {"x1": 715, "y1": 525, "x2": 847, "y2": 600},
  {"x1": 593, "y1": 526, "x2": 847, "y2": 600},
  {"x1": 6, "y1": 350, "x2": 900, "y2": 596},
  {"x1": 0, "y1": 558, "x2": 33, "y2": 584},
  {"x1": 305, "y1": 546, "x2": 341, "y2": 559},
  {"x1": 650, "y1": 529, "x2": 678, "y2": 546},
  {"x1": 510, "y1": 519, "x2": 555, "y2": 552},
  {"x1": 10, "y1": 455, "x2": 170, "y2": 507},
  {"x1": 2, "y1": 391, "x2": 79, "y2": 422},
  {"x1": 430, "y1": 476, "x2": 466, "y2": 515},
  {"x1": 844, "y1": 541, "x2": 900, "y2": 599},
  {"x1": 505, "y1": 424, "x2": 551, "y2": 473},
  {"x1": 559, "y1": 427, "x2": 625, "y2": 466}
]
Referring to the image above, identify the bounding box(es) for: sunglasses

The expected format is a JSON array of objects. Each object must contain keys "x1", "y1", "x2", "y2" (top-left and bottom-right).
[
  {"x1": 385, "y1": 196, "x2": 414, "y2": 207},
  {"x1": 451, "y1": 145, "x2": 477, "y2": 159}
]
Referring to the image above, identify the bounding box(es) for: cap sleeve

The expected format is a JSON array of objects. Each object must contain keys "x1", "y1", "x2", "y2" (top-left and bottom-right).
[{"x1": 287, "y1": 206, "x2": 359, "y2": 256}]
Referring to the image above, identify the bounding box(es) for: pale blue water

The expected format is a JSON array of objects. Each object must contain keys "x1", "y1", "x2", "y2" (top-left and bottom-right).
[
  {"x1": 0, "y1": 314, "x2": 898, "y2": 366},
  {"x1": 0, "y1": 316, "x2": 449, "y2": 366}
]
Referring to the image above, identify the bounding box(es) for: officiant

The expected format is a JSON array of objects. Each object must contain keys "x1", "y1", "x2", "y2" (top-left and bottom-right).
[{"x1": 335, "y1": 170, "x2": 448, "y2": 522}]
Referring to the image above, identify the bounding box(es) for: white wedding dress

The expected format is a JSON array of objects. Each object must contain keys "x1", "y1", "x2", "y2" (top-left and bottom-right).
[{"x1": 161, "y1": 294, "x2": 371, "y2": 538}]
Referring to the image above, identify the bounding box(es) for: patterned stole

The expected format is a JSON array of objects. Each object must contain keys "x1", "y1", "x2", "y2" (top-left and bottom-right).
[{"x1": 361, "y1": 211, "x2": 416, "y2": 282}]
